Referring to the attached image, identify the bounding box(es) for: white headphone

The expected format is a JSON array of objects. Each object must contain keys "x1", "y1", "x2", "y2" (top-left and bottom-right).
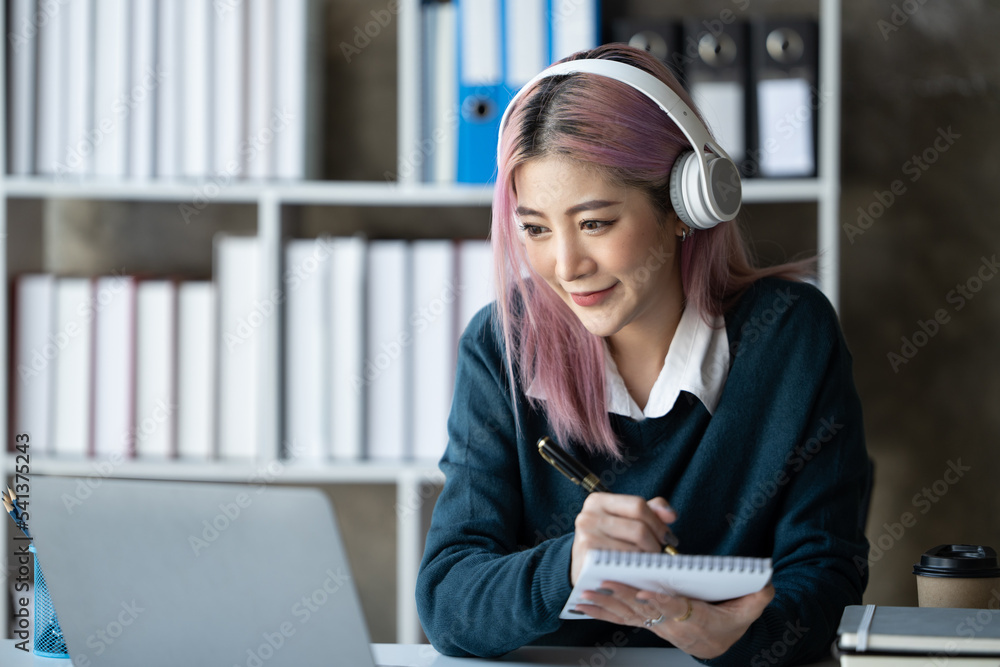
[{"x1": 497, "y1": 59, "x2": 742, "y2": 230}]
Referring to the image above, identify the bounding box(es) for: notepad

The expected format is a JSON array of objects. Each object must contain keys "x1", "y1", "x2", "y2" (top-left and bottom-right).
[{"x1": 560, "y1": 550, "x2": 773, "y2": 619}]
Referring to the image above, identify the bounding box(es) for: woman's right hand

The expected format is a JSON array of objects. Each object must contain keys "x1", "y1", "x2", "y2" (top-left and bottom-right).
[{"x1": 570, "y1": 494, "x2": 677, "y2": 585}]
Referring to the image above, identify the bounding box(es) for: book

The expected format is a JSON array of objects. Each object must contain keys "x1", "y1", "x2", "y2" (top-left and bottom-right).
[
  {"x1": 245, "y1": 0, "x2": 274, "y2": 179},
  {"x1": 11, "y1": 275, "x2": 56, "y2": 453},
  {"x1": 424, "y1": 0, "x2": 457, "y2": 183},
  {"x1": 409, "y1": 240, "x2": 456, "y2": 462},
  {"x1": 176, "y1": 282, "x2": 216, "y2": 460},
  {"x1": 329, "y1": 235, "x2": 367, "y2": 460},
  {"x1": 134, "y1": 280, "x2": 178, "y2": 458},
  {"x1": 181, "y1": 0, "x2": 211, "y2": 178},
  {"x1": 35, "y1": 0, "x2": 65, "y2": 175},
  {"x1": 128, "y1": 0, "x2": 157, "y2": 179},
  {"x1": 840, "y1": 655, "x2": 1000, "y2": 666},
  {"x1": 456, "y1": 239, "x2": 493, "y2": 337},
  {"x1": 365, "y1": 240, "x2": 410, "y2": 460},
  {"x1": 837, "y1": 605, "x2": 1000, "y2": 657},
  {"x1": 63, "y1": 0, "x2": 93, "y2": 177},
  {"x1": 214, "y1": 235, "x2": 260, "y2": 460},
  {"x1": 213, "y1": 0, "x2": 246, "y2": 178},
  {"x1": 91, "y1": 274, "x2": 138, "y2": 458},
  {"x1": 284, "y1": 239, "x2": 330, "y2": 461},
  {"x1": 52, "y1": 278, "x2": 95, "y2": 458},
  {"x1": 7, "y1": 0, "x2": 37, "y2": 175},
  {"x1": 92, "y1": 0, "x2": 130, "y2": 178},
  {"x1": 272, "y1": 0, "x2": 309, "y2": 180},
  {"x1": 560, "y1": 550, "x2": 772, "y2": 620},
  {"x1": 155, "y1": 0, "x2": 181, "y2": 178}
]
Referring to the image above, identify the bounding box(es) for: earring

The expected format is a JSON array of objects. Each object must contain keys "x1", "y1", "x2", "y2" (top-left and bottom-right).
[{"x1": 680, "y1": 226, "x2": 694, "y2": 242}]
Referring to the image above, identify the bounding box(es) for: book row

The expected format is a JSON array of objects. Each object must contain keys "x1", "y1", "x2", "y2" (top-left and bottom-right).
[
  {"x1": 420, "y1": 1, "x2": 821, "y2": 183},
  {"x1": 278, "y1": 235, "x2": 493, "y2": 462},
  {"x1": 6, "y1": 0, "x2": 317, "y2": 180},
  {"x1": 8, "y1": 235, "x2": 493, "y2": 462}
]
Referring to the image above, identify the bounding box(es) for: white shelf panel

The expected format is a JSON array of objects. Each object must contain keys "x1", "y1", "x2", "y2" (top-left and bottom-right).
[
  {"x1": 2, "y1": 176, "x2": 822, "y2": 207},
  {"x1": 741, "y1": 178, "x2": 827, "y2": 203},
  {"x1": 275, "y1": 181, "x2": 493, "y2": 206},
  {"x1": 5, "y1": 454, "x2": 442, "y2": 484},
  {"x1": 2, "y1": 177, "x2": 494, "y2": 207},
  {"x1": 3, "y1": 176, "x2": 266, "y2": 203}
]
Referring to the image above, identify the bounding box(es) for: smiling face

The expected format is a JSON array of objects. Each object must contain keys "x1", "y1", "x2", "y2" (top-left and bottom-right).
[{"x1": 513, "y1": 155, "x2": 687, "y2": 348}]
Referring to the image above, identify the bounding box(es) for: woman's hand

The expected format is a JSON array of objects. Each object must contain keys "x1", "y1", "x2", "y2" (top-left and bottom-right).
[
  {"x1": 574, "y1": 583, "x2": 775, "y2": 660},
  {"x1": 570, "y1": 494, "x2": 677, "y2": 585}
]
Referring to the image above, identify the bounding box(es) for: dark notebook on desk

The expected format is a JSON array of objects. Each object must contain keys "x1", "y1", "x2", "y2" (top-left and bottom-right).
[{"x1": 838, "y1": 604, "x2": 1000, "y2": 656}]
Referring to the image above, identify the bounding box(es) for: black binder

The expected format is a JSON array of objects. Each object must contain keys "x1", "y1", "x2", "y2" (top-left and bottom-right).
[
  {"x1": 608, "y1": 17, "x2": 684, "y2": 80},
  {"x1": 682, "y1": 19, "x2": 750, "y2": 171},
  {"x1": 747, "y1": 18, "x2": 820, "y2": 178}
]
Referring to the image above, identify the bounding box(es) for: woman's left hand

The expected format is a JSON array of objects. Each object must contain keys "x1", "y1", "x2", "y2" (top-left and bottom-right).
[{"x1": 574, "y1": 582, "x2": 775, "y2": 660}]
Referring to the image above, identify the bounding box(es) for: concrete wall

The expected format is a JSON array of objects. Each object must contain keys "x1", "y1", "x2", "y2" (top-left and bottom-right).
[{"x1": 838, "y1": 0, "x2": 1000, "y2": 606}]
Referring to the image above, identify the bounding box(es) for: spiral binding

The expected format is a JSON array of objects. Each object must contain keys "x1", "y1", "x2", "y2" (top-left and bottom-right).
[{"x1": 593, "y1": 550, "x2": 771, "y2": 574}]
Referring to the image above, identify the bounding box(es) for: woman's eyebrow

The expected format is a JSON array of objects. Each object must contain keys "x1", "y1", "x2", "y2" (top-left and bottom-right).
[{"x1": 515, "y1": 199, "x2": 623, "y2": 218}]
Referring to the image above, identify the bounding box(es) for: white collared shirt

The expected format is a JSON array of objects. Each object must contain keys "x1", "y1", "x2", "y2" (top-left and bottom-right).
[{"x1": 527, "y1": 306, "x2": 730, "y2": 420}]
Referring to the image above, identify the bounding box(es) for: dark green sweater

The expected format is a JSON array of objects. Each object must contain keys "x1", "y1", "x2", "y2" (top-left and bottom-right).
[{"x1": 416, "y1": 278, "x2": 870, "y2": 666}]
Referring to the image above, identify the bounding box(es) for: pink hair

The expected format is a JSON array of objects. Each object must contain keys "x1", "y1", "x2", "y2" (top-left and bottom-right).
[{"x1": 491, "y1": 44, "x2": 812, "y2": 458}]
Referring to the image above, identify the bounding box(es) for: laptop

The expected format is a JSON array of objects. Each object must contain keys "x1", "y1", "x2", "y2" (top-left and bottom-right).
[{"x1": 29, "y1": 475, "x2": 386, "y2": 667}]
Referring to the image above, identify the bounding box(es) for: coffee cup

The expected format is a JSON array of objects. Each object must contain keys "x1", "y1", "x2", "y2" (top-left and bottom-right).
[{"x1": 913, "y1": 544, "x2": 1000, "y2": 608}]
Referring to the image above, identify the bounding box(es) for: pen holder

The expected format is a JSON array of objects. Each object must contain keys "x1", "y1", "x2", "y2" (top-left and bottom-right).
[{"x1": 29, "y1": 545, "x2": 70, "y2": 659}]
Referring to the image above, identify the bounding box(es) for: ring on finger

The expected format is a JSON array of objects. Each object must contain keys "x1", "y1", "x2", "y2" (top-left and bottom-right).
[
  {"x1": 642, "y1": 613, "x2": 666, "y2": 628},
  {"x1": 673, "y1": 598, "x2": 693, "y2": 623}
]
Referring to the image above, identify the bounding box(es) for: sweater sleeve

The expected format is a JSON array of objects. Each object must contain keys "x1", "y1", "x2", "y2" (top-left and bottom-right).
[
  {"x1": 703, "y1": 285, "x2": 870, "y2": 667},
  {"x1": 415, "y1": 307, "x2": 575, "y2": 657}
]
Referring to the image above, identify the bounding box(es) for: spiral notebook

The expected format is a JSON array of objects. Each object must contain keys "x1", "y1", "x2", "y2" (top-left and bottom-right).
[{"x1": 560, "y1": 550, "x2": 773, "y2": 619}]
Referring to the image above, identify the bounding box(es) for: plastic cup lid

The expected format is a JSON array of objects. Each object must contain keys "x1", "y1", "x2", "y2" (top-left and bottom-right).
[{"x1": 912, "y1": 544, "x2": 1000, "y2": 578}]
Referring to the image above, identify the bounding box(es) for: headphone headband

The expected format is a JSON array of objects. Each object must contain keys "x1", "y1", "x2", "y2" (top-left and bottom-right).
[{"x1": 497, "y1": 58, "x2": 742, "y2": 229}]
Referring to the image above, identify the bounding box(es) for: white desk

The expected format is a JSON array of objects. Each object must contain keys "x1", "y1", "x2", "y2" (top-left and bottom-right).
[
  {"x1": 373, "y1": 643, "x2": 703, "y2": 665},
  {"x1": 0, "y1": 640, "x2": 839, "y2": 666}
]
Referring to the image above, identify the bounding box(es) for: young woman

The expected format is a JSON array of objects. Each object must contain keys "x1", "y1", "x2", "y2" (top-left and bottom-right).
[{"x1": 416, "y1": 44, "x2": 869, "y2": 666}]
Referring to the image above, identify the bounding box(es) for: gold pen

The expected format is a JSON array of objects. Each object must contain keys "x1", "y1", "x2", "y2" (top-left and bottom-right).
[{"x1": 537, "y1": 436, "x2": 679, "y2": 555}]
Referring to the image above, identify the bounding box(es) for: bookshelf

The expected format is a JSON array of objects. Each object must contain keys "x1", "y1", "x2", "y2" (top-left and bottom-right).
[{"x1": 0, "y1": 0, "x2": 842, "y2": 644}]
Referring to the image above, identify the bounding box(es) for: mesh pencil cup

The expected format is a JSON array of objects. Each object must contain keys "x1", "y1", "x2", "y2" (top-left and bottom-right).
[{"x1": 29, "y1": 544, "x2": 70, "y2": 658}]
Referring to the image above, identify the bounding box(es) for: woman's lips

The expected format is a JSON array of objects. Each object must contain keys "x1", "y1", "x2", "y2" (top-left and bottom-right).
[{"x1": 570, "y1": 284, "x2": 617, "y2": 307}]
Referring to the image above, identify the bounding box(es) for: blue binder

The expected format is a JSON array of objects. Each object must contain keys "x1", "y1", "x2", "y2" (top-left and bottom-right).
[
  {"x1": 456, "y1": 0, "x2": 507, "y2": 184},
  {"x1": 454, "y1": 0, "x2": 599, "y2": 184}
]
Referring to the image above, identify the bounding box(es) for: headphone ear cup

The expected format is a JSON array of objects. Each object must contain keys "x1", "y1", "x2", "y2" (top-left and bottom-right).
[
  {"x1": 668, "y1": 151, "x2": 693, "y2": 228},
  {"x1": 669, "y1": 152, "x2": 741, "y2": 230},
  {"x1": 669, "y1": 151, "x2": 715, "y2": 230}
]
